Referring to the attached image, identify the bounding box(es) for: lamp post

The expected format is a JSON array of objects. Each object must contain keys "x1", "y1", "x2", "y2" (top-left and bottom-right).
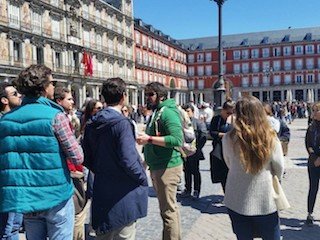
[
  {"x1": 263, "y1": 66, "x2": 273, "y2": 102},
  {"x1": 211, "y1": 0, "x2": 226, "y2": 109}
]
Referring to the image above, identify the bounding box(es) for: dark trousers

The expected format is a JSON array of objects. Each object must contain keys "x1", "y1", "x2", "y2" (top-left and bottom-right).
[
  {"x1": 307, "y1": 166, "x2": 320, "y2": 213},
  {"x1": 228, "y1": 209, "x2": 281, "y2": 240},
  {"x1": 183, "y1": 157, "x2": 201, "y2": 193}
]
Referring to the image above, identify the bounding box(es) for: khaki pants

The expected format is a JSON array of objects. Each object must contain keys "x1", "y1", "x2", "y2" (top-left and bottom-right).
[
  {"x1": 151, "y1": 165, "x2": 182, "y2": 240},
  {"x1": 73, "y1": 201, "x2": 89, "y2": 240},
  {"x1": 96, "y1": 221, "x2": 136, "y2": 240}
]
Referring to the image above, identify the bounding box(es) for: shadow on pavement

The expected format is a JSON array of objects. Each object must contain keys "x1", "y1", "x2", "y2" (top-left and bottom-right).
[
  {"x1": 177, "y1": 194, "x2": 227, "y2": 215},
  {"x1": 280, "y1": 217, "x2": 320, "y2": 240}
]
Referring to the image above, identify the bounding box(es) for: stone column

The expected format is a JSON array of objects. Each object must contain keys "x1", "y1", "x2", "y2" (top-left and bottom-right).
[
  {"x1": 96, "y1": 86, "x2": 100, "y2": 100},
  {"x1": 141, "y1": 89, "x2": 145, "y2": 106},
  {"x1": 9, "y1": 39, "x2": 14, "y2": 65},
  {"x1": 281, "y1": 90, "x2": 284, "y2": 102},
  {"x1": 21, "y1": 41, "x2": 26, "y2": 67}
]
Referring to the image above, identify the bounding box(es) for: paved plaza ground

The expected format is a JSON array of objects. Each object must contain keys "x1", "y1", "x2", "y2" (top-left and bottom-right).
[{"x1": 20, "y1": 118, "x2": 319, "y2": 239}]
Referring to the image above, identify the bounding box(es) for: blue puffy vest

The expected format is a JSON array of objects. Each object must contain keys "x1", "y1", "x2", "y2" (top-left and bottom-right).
[{"x1": 0, "y1": 97, "x2": 73, "y2": 213}]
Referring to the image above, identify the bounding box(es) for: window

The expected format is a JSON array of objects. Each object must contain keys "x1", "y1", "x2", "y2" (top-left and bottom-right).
[
  {"x1": 262, "y1": 48, "x2": 269, "y2": 58},
  {"x1": 307, "y1": 74, "x2": 314, "y2": 83},
  {"x1": 252, "y1": 62, "x2": 259, "y2": 73},
  {"x1": 142, "y1": 35, "x2": 147, "y2": 46},
  {"x1": 95, "y1": 10, "x2": 101, "y2": 24},
  {"x1": 283, "y1": 46, "x2": 291, "y2": 56},
  {"x1": 205, "y1": 65, "x2": 212, "y2": 76},
  {"x1": 233, "y1": 64, "x2": 240, "y2": 74},
  {"x1": 284, "y1": 60, "x2": 291, "y2": 70},
  {"x1": 51, "y1": 19, "x2": 60, "y2": 39},
  {"x1": 252, "y1": 76, "x2": 259, "y2": 87},
  {"x1": 306, "y1": 45, "x2": 314, "y2": 54},
  {"x1": 36, "y1": 47, "x2": 44, "y2": 64},
  {"x1": 197, "y1": 66, "x2": 204, "y2": 76},
  {"x1": 82, "y1": 4, "x2": 89, "y2": 19},
  {"x1": 251, "y1": 49, "x2": 259, "y2": 58},
  {"x1": 284, "y1": 75, "x2": 291, "y2": 84},
  {"x1": 262, "y1": 61, "x2": 270, "y2": 70},
  {"x1": 83, "y1": 30, "x2": 90, "y2": 47},
  {"x1": 32, "y1": 11, "x2": 42, "y2": 34},
  {"x1": 188, "y1": 54, "x2": 194, "y2": 63},
  {"x1": 273, "y1": 61, "x2": 281, "y2": 71},
  {"x1": 198, "y1": 79, "x2": 204, "y2": 90},
  {"x1": 295, "y1": 59, "x2": 303, "y2": 70},
  {"x1": 306, "y1": 58, "x2": 314, "y2": 69},
  {"x1": 148, "y1": 37, "x2": 152, "y2": 48},
  {"x1": 197, "y1": 53, "x2": 204, "y2": 62},
  {"x1": 241, "y1": 50, "x2": 249, "y2": 59},
  {"x1": 8, "y1": 3, "x2": 20, "y2": 28},
  {"x1": 295, "y1": 75, "x2": 303, "y2": 84},
  {"x1": 51, "y1": 0, "x2": 59, "y2": 7},
  {"x1": 205, "y1": 52, "x2": 212, "y2": 62},
  {"x1": 96, "y1": 35, "x2": 102, "y2": 51},
  {"x1": 318, "y1": 44, "x2": 320, "y2": 54},
  {"x1": 262, "y1": 76, "x2": 270, "y2": 86},
  {"x1": 188, "y1": 66, "x2": 194, "y2": 76},
  {"x1": 188, "y1": 80, "x2": 194, "y2": 89},
  {"x1": 273, "y1": 75, "x2": 281, "y2": 85},
  {"x1": 273, "y1": 47, "x2": 281, "y2": 57},
  {"x1": 241, "y1": 77, "x2": 249, "y2": 87},
  {"x1": 55, "y1": 52, "x2": 62, "y2": 68},
  {"x1": 233, "y1": 50, "x2": 240, "y2": 60},
  {"x1": 242, "y1": 63, "x2": 249, "y2": 73},
  {"x1": 135, "y1": 31, "x2": 140, "y2": 44},
  {"x1": 13, "y1": 42, "x2": 21, "y2": 61},
  {"x1": 294, "y1": 45, "x2": 303, "y2": 55}
]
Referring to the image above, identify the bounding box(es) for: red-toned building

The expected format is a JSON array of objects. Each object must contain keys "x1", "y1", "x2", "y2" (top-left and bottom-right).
[
  {"x1": 181, "y1": 27, "x2": 320, "y2": 104},
  {"x1": 134, "y1": 18, "x2": 188, "y2": 106}
]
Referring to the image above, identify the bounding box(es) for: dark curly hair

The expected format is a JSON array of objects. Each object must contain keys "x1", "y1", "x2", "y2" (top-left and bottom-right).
[{"x1": 13, "y1": 64, "x2": 52, "y2": 97}]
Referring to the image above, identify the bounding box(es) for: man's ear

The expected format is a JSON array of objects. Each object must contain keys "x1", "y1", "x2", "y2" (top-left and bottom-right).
[{"x1": 1, "y1": 97, "x2": 8, "y2": 106}]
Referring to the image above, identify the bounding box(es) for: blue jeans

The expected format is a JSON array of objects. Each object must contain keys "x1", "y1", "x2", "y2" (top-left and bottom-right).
[
  {"x1": 0, "y1": 212, "x2": 23, "y2": 240},
  {"x1": 24, "y1": 197, "x2": 74, "y2": 240},
  {"x1": 228, "y1": 209, "x2": 281, "y2": 240}
]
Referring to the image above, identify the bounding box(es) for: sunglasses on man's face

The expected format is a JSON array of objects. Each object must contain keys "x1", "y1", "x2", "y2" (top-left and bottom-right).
[
  {"x1": 146, "y1": 92, "x2": 156, "y2": 97},
  {"x1": 7, "y1": 91, "x2": 19, "y2": 97}
]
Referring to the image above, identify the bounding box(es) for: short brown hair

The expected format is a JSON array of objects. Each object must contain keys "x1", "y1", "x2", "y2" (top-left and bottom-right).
[
  {"x1": 14, "y1": 64, "x2": 52, "y2": 97},
  {"x1": 54, "y1": 86, "x2": 71, "y2": 102}
]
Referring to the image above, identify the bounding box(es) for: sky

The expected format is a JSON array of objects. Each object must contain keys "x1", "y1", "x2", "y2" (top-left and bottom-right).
[{"x1": 133, "y1": 0, "x2": 320, "y2": 40}]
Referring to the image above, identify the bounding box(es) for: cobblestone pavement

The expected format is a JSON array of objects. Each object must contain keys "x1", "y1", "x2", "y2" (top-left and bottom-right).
[{"x1": 20, "y1": 118, "x2": 320, "y2": 239}]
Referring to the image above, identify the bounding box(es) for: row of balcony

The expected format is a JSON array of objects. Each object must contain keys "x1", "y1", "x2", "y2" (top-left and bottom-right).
[
  {"x1": 241, "y1": 80, "x2": 317, "y2": 88},
  {"x1": 135, "y1": 58, "x2": 187, "y2": 77}
]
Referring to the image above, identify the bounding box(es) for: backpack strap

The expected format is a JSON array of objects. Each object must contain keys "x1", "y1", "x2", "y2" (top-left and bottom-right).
[{"x1": 154, "y1": 107, "x2": 166, "y2": 136}]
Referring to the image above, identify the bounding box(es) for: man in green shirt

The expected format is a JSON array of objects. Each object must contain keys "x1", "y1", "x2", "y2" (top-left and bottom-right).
[{"x1": 137, "y1": 82, "x2": 183, "y2": 240}]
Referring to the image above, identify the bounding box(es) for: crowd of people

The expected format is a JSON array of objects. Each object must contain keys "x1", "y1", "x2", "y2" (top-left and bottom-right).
[{"x1": 0, "y1": 63, "x2": 319, "y2": 240}]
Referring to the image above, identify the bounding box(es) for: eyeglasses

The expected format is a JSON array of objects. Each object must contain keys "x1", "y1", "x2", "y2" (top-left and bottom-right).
[{"x1": 146, "y1": 92, "x2": 156, "y2": 97}]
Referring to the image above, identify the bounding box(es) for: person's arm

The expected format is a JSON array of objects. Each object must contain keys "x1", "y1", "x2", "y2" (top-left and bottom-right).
[
  {"x1": 137, "y1": 108, "x2": 183, "y2": 148},
  {"x1": 196, "y1": 120, "x2": 207, "y2": 150},
  {"x1": 116, "y1": 120, "x2": 148, "y2": 186},
  {"x1": 222, "y1": 134, "x2": 231, "y2": 168},
  {"x1": 53, "y1": 112, "x2": 84, "y2": 165},
  {"x1": 271, "y1": 139, "x2": 285, "y2": 179}
]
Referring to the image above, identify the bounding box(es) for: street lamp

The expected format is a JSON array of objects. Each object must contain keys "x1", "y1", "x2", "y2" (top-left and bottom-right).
[
  {"x1": 263, "y1": 66, "x2": 273, "y2": 102},
  {"x1": 211, "y1": 0, "x2": 226, "y2": 109}
]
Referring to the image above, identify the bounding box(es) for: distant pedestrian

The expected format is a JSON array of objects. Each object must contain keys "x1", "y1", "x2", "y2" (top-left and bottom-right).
[
  {"x1": 83, "y1": 77, "x2": 148, "y2": 239},
  {"x1": 180, "y1": 103, "x2": 207, "y2": 199},
  {"x1": 209, "y1": 100, "x2": 235, "y2": 192},
  {"x1": 0, "y1": 64, "x2": 83, "y2": 239},
  {"x1": 222, "y1": 96, "x2": 284, "y2": 240},
  {"x1": 305, "y1": 102, "x2": 320, "y2": 225}
]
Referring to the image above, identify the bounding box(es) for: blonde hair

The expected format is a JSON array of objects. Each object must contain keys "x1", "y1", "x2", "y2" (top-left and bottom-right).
[{"x1": 230, "y1": 96, "x2": 276, "y2": 174}]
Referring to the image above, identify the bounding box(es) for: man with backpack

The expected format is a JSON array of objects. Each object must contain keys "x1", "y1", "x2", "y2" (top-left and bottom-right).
[{"x1": 137, "y1": 82, "x2": 183, "y2": 240}]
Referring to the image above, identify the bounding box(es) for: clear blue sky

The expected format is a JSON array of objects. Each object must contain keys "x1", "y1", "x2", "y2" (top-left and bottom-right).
[{"x1": 133, "y1": 0, "x2": 320, "y2": 40}]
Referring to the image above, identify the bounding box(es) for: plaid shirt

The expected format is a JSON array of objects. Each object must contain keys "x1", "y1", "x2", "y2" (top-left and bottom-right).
[{"x1": 53, "y1": 112, "x2": 83, "y2": 165}]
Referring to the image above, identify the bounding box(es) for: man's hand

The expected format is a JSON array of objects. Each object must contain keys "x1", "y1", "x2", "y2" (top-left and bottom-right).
[
  {"x1": 136, "y1": 133, "x2": 150, "y2": 145},
  {"x1": 314, "y1": 157, "x2": 320, "y2": 167}
]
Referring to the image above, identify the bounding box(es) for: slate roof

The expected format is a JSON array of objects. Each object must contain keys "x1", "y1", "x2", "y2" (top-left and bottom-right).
[{"x1": 179, "y1": 26, "x2": 320, "y2": 51}]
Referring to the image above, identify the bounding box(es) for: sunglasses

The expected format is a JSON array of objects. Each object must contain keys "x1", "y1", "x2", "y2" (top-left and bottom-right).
[
  {"x1": 50, "y1": 81, "x2": 57, "y2": 86},
  {"x1": 95, "y1": 106, "x2": 103, "y2": 110},
  {"x1": 146, "y1": 92, "x2": 155, "y2": 97},
  {"x1": 122, "y1": 109, "x2": 128, "y2": 112}
]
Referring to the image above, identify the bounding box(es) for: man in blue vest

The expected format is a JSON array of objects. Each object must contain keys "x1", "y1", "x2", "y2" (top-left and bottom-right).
[
  {"x1": 0, "y1": 64, "x2": 84, "y2": 240},
  {"x1": 0, "y1": 82, "x2": 22, "y2": 240}
]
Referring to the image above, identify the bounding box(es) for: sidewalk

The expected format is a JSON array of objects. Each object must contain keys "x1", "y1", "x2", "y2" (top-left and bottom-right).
[{"x1": 185, "y1": 118, "x2": 320, "y2": 240}]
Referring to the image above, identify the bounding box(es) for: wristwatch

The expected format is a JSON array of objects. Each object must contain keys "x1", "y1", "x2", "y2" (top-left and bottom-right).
[{"x1": 148, "y1": 136, "x2": 153, "y2": 144}]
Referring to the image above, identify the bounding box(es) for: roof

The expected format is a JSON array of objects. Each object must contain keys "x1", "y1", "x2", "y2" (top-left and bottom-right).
[{"x1": 179, "y1": 26, "x2": 320, "y2": 51}]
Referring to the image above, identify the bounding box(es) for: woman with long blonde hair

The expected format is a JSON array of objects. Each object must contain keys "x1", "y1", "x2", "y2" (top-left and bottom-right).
[{"x1": 222, "y1": 96, "x2": 284, "y2": 240}]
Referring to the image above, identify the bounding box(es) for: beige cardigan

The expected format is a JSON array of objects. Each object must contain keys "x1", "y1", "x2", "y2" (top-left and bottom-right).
[{"x1": 222, "y1": 132, "x2": 284, "y2": 216}]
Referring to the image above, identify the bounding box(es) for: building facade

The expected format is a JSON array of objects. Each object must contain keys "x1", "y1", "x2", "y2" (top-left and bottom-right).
[
  {"x1": 181, "y1": 27, "x2": 320, "y2": 104},
  {"x1": 134, "y1": 18, "x2": 188, "y2": 106},
  {"x1": 0, "y1": 0, "x2": 134, "y2": 107}
]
